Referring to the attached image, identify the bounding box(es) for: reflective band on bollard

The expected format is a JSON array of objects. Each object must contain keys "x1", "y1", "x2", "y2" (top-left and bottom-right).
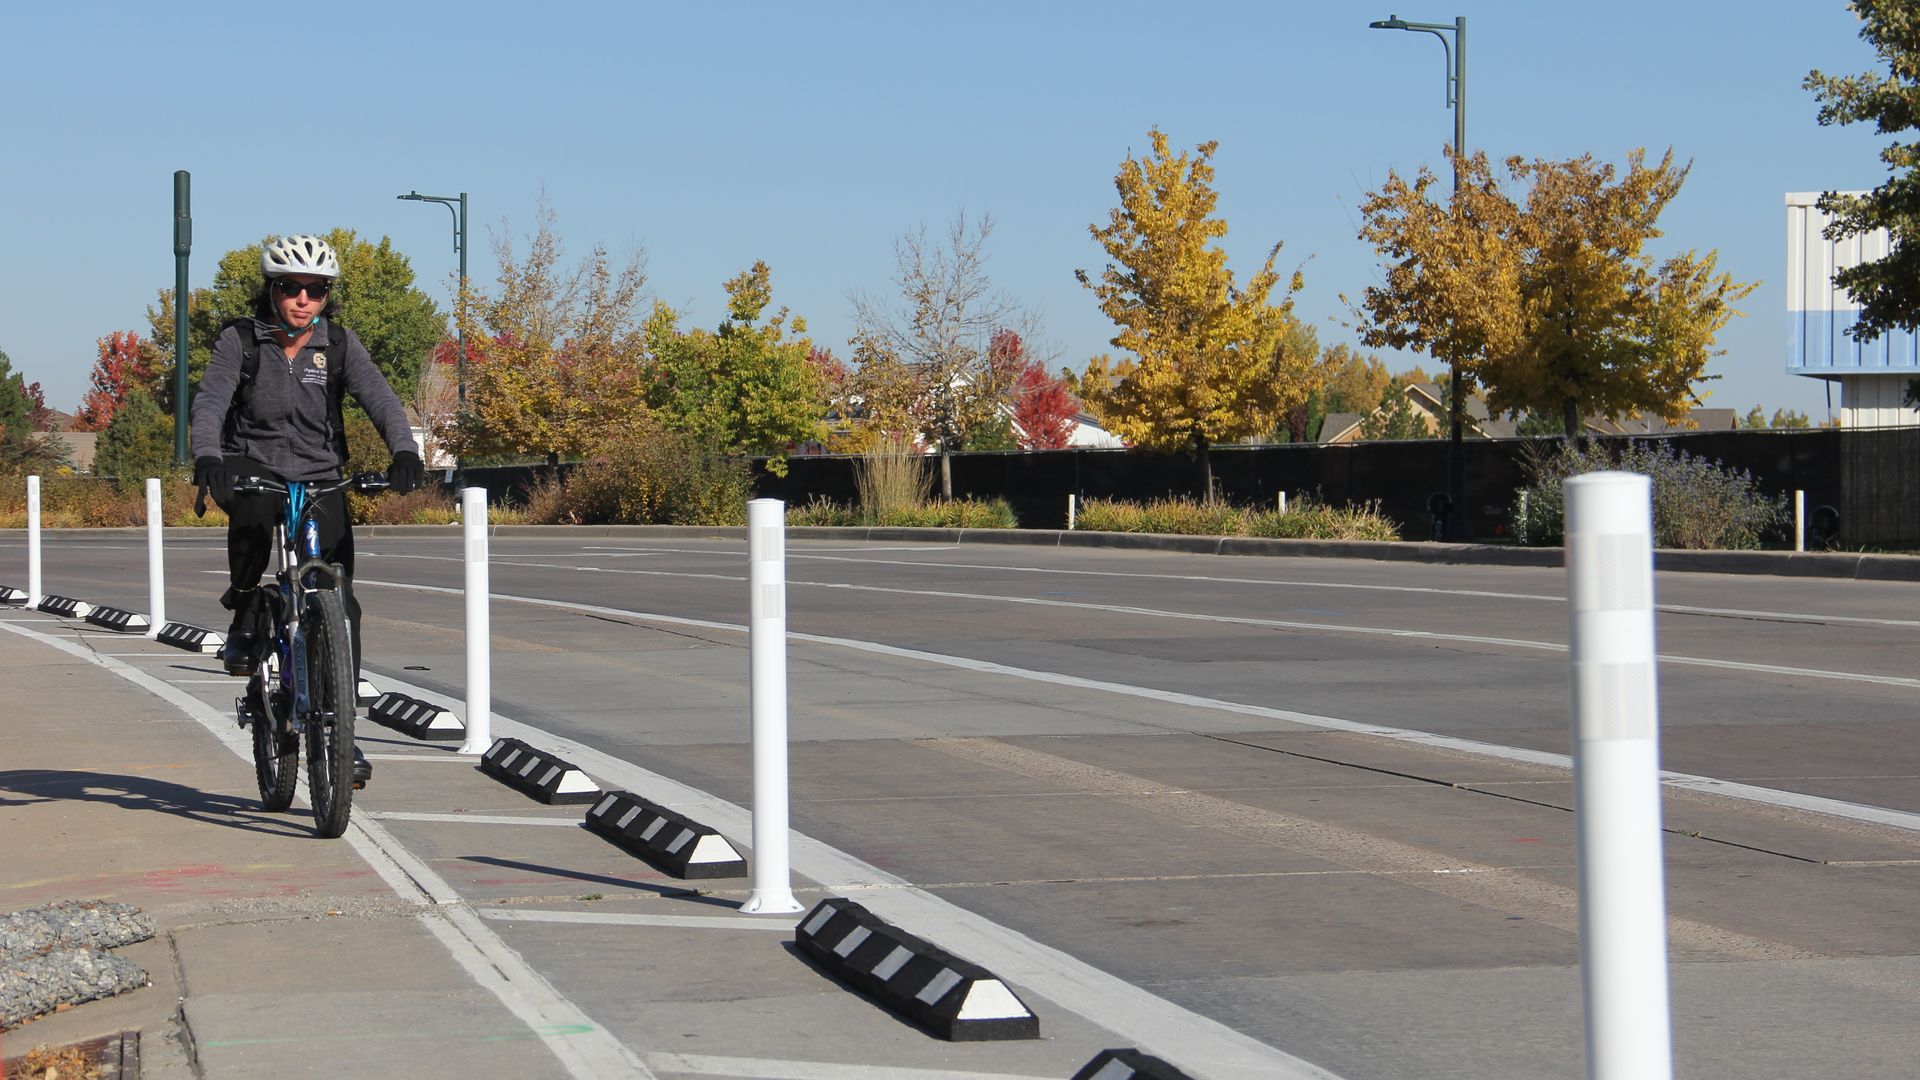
[
  {"x1": 26, "y1": 475, "x2": 41, "y2": 608},
  {"x1": 459, "y1": 487, "x2": 492, "y2": 755},
  {"x1": 1565, "y1": 471, "x2": 1672, "y2": 1080},
  {"x1": 146, "y1": 479, "x2": 165, "y2": 637},
  {"x1": 741, "y1": 498, "x2": 802, "y2": 914}
]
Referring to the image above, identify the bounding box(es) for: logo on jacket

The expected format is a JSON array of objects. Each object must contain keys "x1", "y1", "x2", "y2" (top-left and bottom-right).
[{"x1": 313, "y1": 353, "x2": 328, "y2": 370}]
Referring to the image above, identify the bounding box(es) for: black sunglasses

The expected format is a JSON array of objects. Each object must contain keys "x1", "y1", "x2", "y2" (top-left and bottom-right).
[{"x1": 272, "y1": 279, "x2": 331, "y2": 300}]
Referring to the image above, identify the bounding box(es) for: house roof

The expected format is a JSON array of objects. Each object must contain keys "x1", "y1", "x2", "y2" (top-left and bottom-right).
[{"x1": 1318, "y1": 412, "x2": 1364, "y2": 444}]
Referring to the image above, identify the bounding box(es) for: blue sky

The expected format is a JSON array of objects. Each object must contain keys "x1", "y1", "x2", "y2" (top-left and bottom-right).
[{"x1": 0, "y1": 1, "x2": 1890, "y2": 423}]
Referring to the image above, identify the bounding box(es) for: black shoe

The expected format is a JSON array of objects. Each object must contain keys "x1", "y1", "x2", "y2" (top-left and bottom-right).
[
  {"x1": 220, "y1": 586, "x2": 267, "y2": 676},
  {"x1": 219, "y1": 635, "x2": 260, "y2": 676},
  {"x1": 352, "y1": 746, "x2": 372, "y2": 789}
]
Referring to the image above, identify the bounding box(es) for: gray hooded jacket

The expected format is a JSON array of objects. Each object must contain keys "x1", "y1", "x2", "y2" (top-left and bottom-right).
[{"x1": 190, "y1": 318, "x2": 420, "y2": 482}]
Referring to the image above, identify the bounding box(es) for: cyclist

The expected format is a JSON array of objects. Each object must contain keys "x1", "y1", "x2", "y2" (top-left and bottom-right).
[{"x1": 190, "y1": 234, "x2": 426, "y2": 784}]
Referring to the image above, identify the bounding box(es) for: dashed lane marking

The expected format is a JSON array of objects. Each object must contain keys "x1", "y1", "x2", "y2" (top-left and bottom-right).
[
  {"x1": 354, "y1": 580, "x2": 1920, "y2": 841},
  {"x1": 370, "y1": 811, "x2": 582, "y2": 827},
  {"x1": 480, "y1": 908, "x2": 799, "y2": 932},
  {"x1": 642, "y1": 1053, "x2": 1060, "y2": 1080},
  {"x1": 355, "y1": 558, "x2": 1920, "y2": 689}
]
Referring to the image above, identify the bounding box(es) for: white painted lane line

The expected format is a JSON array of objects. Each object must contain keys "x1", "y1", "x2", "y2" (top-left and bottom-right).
[
  {"x1": 0, "y1": 620, "x2": 655, "y2": 1080},
  {"x1": 361, "y1": 753, "x2": 477, "y2": 763},
  {"x1": 645, "y1": 1054, "x2": 1060, "y2": 1080},
  {"x1": 371, "y1": 811, "x2": 582, "y2": 827},
  {"x1": 570, "y1": 546, "x2": 1920, "y2": 628},
  {"x1": 357, "y1": 580, "x2": 1920, "y2": 840},
  {"x1": 168, "y1": 678, "x2": 238, "y2": 685},
  {"x1": 481, "y1": 908, "x2": 798, "y2": 932},
  {"x1": 360, "y1": 559, "x2": 1920, "y2": 688}
]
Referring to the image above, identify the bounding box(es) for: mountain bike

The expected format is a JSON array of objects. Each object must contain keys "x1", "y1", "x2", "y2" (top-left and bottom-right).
[{"x1": 227, "y1": 473, "x2": 387, "y2": 838}]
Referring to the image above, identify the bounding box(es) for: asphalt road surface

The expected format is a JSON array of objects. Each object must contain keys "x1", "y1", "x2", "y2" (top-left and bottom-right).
[{"x1": 9, "y1": 530, "x2": 1920, "y2": 1079}]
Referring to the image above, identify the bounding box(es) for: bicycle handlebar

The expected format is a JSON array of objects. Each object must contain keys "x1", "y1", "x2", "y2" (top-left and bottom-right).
[
  {"x1": 194, "y1": 472, "x2": 390, "y2": 518},
  {"x1": 229, "y1": 473, "x2": 392, "y2": 498}
]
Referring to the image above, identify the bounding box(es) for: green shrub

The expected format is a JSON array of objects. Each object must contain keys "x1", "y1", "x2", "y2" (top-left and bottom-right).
[
  {"x1": 1077, "y1": 495, "x2": 1401, "y2": 540},
  {"x1": 876, "y1": 499, "x2": 1018, "y2": 528},
  {"x1": 784, "y1": 495, "x2": 1016, "y2": 528},
  {"x1": 92, "y1": 390, "x2": 175, "y2": 481},
  {"x1": 563, "y1": 425, "x2": 752, "y2": 526},
  {"x1": 1247, "y1": 499, "x2": 1401, "y2": 541},
  {"x1": 1078, "y1": 497, "x2": 1246, "y2": 536},
  {"x1": 1512, "y1": 439, "x2": 1785, "y2": 550},
  {"x1": 349, "y1": 485, "x2": 461, "y2": 525},
  {"x1": 785, "y1": 496, "x2": 863, "y2": 527}
]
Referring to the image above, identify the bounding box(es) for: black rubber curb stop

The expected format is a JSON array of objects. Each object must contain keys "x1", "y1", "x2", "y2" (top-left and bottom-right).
[
  {"x1": 367, "y1": 691, "x2": 466, "y2": 741},
  {"x1": 479, "y1": 737, "x2": 601, "y2": 804},
  {"x1": 85, "y1": 606, "x2": 151, "y2": 633},
  {"x1": 156, "y1": 622, "x2": 224, "y2": 654},
  {"x1": 35, "y1": 594, "x2": 93, "y2": 619},
  {"x1": 1071, "y1": 1048, "x2": 1198, "y2": 1080},
  {"x1": 583, "y1": 790, "x2": 746, "y2": 879},
  {"x1": 795, "y1": 896, "x2": 1040, "y2": 1042},
  {"x1": 0, "y1": 584, "x2": 26, "y2": 605}
]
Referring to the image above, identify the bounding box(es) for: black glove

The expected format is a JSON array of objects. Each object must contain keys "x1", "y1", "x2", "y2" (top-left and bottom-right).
[
  {"x1": 194, "y1": 456, "x2": 232, "y2": 506},
  {"x1": 387, "y1": 450, "x2": 425, "y2": 495}
]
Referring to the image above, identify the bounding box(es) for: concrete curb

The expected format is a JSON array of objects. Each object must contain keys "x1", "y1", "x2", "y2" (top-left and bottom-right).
[{"x1": 5, "y1": 524, "x2": 1915, "y2": 581}]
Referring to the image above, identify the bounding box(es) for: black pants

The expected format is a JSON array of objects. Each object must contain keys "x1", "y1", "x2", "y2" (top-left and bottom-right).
[{"x1": 221, "y1": 455, "x2": 363, "y2": 678}]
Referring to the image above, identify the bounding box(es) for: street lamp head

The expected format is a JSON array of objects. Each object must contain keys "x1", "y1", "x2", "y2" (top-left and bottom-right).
[
  {"x1": 397, "y1": 191, "x2": 422, "y2": 201},
  {"x1": 1369, "y1": 15, "x2": 1410, "y2": 30}
]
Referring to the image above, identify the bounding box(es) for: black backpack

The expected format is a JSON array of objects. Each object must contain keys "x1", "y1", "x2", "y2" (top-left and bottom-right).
[{"x1": 219, "y1": 317, "x2": 351, "y2": 462}]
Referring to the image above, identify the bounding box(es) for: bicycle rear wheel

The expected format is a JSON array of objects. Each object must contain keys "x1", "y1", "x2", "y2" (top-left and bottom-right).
[
  {"x1": 303, "y1": 589, "x2": 358, "y2": 838},
  {"x1": 249, "y1": 674, "x2": 298, "y2": 811}
]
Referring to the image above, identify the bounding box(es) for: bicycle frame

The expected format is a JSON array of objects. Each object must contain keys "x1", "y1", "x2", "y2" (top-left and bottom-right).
[{"x1": 242, "y1": 476, "x2": 367, "y2": 733}]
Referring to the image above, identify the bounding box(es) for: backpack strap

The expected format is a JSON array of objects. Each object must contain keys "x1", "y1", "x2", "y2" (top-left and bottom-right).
[{"x1": 322, "y1": 320, "x2": 350, "y2": 464}]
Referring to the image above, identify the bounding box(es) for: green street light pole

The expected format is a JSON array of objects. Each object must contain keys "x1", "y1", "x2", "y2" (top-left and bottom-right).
[
  {"x1": 172, "y1": 171, "x2": 192, "y2": 465},
  {"x1": 396, "y1": 191, "x2": 469, "y2": 407},
  {"x1": 1369, "y1": 13, "x2": 1470, "y2": 540}
]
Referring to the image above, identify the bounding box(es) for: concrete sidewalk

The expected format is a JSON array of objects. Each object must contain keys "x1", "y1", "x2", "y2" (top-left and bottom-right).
[
  {"x1": 0, "y1": 624, "x2": 571, "y2": 1078},
  {"x1": 0, "y1": 614, "x2": 1153, "y2": 1080}
]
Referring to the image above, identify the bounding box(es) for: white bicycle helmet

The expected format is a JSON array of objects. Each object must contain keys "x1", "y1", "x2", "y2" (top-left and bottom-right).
[{"x1": 261, "y1": 234, "x2": 340, "y2": 279}]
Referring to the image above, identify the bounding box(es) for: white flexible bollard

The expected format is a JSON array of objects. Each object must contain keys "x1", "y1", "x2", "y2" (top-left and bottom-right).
[
  {"x1": 458, "y1": 486, "x2": 492, "y2": 755},
  {"x1": 1565, "y1": 471, "x2": 1672, "y2": 1080},
  {"x1": 26, "y1": 474, "x2": 41, "y2": 608},
  {"x1": 741, "y1": 498, "x2": 802, "y2": 914},
  {"x1": 1278, "y1": 490, "x2": 1289, "y2": 514},
  {"x1": 1794, "y1": 489, "x2": 1805, "y2": 553},
  {"x1": 1066, "y1": 493, "x2": 1076, "y2": 531},
  {"x1": 145, "y1": 478, "x2": 165, "y2": 637}
]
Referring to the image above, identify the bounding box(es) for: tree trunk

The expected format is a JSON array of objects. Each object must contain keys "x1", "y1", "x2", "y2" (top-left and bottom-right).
[
  {"x1": 1562, "y1": 397, "x2": 1580, "y2": 439},
  {"x1": 1200, "y1": 440, "x2": 1215, "y2": 506},
  {"x1": 939, "y1": 447, "x2": 953, "y2": 500}
]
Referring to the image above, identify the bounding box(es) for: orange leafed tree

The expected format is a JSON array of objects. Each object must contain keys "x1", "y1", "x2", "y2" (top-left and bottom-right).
[{"x1": 75, "y1": 331, "x2": 159, "y2": 431}]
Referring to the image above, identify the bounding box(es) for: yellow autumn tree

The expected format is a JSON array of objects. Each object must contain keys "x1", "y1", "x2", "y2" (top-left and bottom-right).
[
  {"x1": 1352, "y1": 149, "x2": 1522, "y2": 425},
  {"x1": 1356, "y1": 148, "x2": 1755, "y2": 436},
  {"x1": 1077, "y1": 129, "x2": 1313, "y2": 501}
]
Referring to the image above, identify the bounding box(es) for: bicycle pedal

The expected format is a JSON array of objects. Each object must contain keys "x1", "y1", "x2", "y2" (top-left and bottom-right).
[{"x1": 235, "y1": 697, "x2": 254, "y2": 729}]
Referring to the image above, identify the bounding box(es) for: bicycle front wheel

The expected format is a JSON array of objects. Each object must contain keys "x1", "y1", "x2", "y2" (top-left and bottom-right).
[{"x1": 303, "y1": 589, "x2": 358, "y2": 838}]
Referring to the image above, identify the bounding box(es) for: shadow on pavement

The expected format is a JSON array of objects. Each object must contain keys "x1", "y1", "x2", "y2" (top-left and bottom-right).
[
  {"x1": 0, "y1": 769, "x2": 312, "y2": 837},
  {"x1": 457, "y1": 854, "x2": 736, "y2": 906}
]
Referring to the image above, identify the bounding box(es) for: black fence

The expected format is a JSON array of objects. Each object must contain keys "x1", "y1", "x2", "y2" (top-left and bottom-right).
[{"x1": 457, "y1": 427, "x2": 1915, "y2": 546}]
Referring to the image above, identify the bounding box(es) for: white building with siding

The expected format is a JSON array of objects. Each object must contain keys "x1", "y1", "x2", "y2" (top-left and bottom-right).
[{"x1": 1786, "y1": 191, "x2": 1919, "y2": 427}]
